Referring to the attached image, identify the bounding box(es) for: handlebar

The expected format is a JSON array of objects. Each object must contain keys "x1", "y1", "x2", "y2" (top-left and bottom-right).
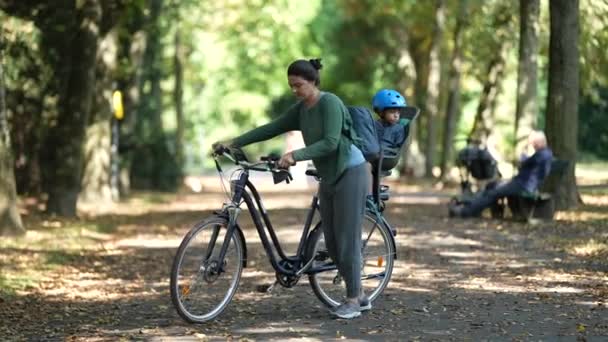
[{"x1": 212, "y1": 146, "x2": 293, "y2": 183}]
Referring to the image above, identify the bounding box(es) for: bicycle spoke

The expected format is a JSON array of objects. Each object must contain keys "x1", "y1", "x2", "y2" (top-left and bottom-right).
[
  {"x1": 170, "y1": 217, "x2": 243, "y2": 323},
  {"x1": 309, "y1": 214, "x2": 394, "y2": 308},
  {"x1": 180, "y1": 271, "x2": 205, "y2": 303}
]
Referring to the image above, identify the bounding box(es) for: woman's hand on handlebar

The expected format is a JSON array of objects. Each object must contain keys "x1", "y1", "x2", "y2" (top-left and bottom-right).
[
  {"x1": 211, "y1": 140, "x2": 234, "y2": 155},
  {"x1": 278, "y1": 152, "x2": 296, "y2": 169}
]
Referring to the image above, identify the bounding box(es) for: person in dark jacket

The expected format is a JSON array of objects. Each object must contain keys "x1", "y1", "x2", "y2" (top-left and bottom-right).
[{"x1": 449, "y1": 130, "x2": 553, "y2": 218}]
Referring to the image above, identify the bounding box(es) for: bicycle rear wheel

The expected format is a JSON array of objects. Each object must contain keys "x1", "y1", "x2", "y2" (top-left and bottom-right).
[
  {"x1": 170, "y1": 216, "x2": 243, "y2": 323},
  {"x1": 307, "y1": 214, "x2": 395, "y2": 308}
]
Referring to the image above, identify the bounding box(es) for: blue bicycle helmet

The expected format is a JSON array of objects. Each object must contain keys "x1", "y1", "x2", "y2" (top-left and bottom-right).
[{"x1": 372, "y1": 89, "x2": 407, "y2": 114}]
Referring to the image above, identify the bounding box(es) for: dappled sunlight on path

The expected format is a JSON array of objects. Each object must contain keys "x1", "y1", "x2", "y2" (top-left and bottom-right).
[{"x1": 2, "y1": 189, "x2": 608, "y2": 340}]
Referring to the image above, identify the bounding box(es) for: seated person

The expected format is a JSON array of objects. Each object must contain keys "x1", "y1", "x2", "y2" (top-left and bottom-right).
[
  {"x1": 449, "y1": 130, "x2": 553, "y2": 218},
  {"x1": 371, "y1": 89, "x2": 412, "y2": 170}
]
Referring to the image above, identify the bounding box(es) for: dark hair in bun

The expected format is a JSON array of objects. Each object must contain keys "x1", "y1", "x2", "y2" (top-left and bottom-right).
[
  {"x1": 287, "y1": 58, "x2": 323, "y2": 86},
  {"x1": 308, "y1": 58, "x2": 323, "y2": 70}
]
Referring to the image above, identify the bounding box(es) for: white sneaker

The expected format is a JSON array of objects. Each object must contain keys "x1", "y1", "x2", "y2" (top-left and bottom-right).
[{"x1": 330, "y1": 302, "x2": 362, "y2": 319}]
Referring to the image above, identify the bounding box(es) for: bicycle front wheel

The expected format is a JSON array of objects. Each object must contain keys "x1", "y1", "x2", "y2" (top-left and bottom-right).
[
  {"x1": 307, "y1": 214, "x2": 395, "y2": 308},
  {"x1": 170, "y1": 216, "x2": 243, "y2": 323}
]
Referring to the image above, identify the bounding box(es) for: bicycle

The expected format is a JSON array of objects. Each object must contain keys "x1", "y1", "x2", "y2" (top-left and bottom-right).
[{"x1": 170, "y1": 146, "x2": 397, "y2": 323}]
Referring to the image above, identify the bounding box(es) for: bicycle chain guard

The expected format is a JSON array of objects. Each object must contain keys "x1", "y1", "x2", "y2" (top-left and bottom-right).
[
  {"x1": 275, "y1": 259, "x2": 300, "y2": 288},
  {"x1": 276, "y1": 272, "x2": 300, "y2": 288}
]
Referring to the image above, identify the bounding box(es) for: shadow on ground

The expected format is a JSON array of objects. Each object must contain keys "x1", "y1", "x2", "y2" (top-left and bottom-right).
[{"x1": 1, "y1": 193, "x2": 607, "y2": 341}]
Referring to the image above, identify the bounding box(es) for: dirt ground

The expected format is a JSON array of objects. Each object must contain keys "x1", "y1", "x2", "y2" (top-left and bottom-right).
[{"x1": 1, "y1": 180, "x2": 607, "y2": 341}]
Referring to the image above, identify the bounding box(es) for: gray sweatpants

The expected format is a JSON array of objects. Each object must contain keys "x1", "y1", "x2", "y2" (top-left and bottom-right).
[{"x1": 318, "y1": 162, "x2": 369, "y2": 299}]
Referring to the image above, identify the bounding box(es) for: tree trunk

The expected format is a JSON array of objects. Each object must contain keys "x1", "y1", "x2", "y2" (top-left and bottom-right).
[
  {"x1": 440, "y1": 0, "x2": 467, "y2": 180},
  {"x1": 79, "y1": 30, "x2": 118, "y2": 204},
  {"x1": 115, "y1": 4, "x2": 147, "y2": 197},
  {"x1": 14, "y1": 92, "x2": 45, "y2": 195},
  {"x1": 173, "y1": 23, "x2": 185, "y2": 181},
  {"x1": 400, "y1": 38, "x2": 429, "y2": 178},
  {"x1": 0, "y1": 55, "x2": 25, "y2": 236},
  {"x1": 43, "y1": 0, "x2": 102, "y2": 216},
  {"x1": 130, "y1": 0, "x2": 179, "y2": 190},
  {"x1": 514, "y1": 0, "x2": 540, "y2": 159},
  {"x1": 469, "y1": 47, "x2": 508, "y2": 142},
  {"x1": 423, "y1": 0, "x2": 445, "y2": 178},
  {"x1": 545, "y1": 0, "x2": 580, "y2": 209},
  {"x1": 469, "y1": 6, "x2": 512, "y2": 143}
]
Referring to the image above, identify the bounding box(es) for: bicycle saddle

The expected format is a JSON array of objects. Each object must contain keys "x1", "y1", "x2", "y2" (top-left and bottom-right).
[{"x1": 305, "y1": 168, "x2": 319, "y2": 178}]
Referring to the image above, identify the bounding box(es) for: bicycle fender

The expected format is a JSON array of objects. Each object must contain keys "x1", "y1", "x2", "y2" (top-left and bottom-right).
[
  {"x1": 389, "y1": 231, "x2": 397, "y2": 260},
  {"x1": 380, "y1": 217, "x2": 398, "y2": 260},
  {"x1": 304, "y1": 223, "x2": 323, "y2": 260}
]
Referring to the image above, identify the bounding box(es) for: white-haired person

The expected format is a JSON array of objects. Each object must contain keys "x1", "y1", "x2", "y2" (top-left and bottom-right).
[{"x1": 449, "y1": 131, "x2": 553, "y2": 218}]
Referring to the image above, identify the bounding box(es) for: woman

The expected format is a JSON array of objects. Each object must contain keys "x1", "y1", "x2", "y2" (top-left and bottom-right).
[{"x1": 214, "y1": 59, "x2": 369, "y2": 319}]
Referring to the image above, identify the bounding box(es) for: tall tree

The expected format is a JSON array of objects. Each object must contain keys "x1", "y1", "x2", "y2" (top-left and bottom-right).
[
  {"x1": 468, "y1": 48, "x2": 508, "y2": 141},
  {"x1": 423, "y1": 0, "x2": 445, "y2": 178},
  {"x1": 545, "y1": 0, "x2": 580, "y2": 209},
  {"x1": 513, "y1": 0, "x2": 540, "y2": 159},
  {"x1": 468, "y1": 4, "x2": 513, "y2": 142},
  {"x1": 80, "y1": 1, "x2": 126, "y2": 203},
  {"x1": 79, "y1": 30, "x2": 119, "y2": 204},
  {"x1": 3, "y1": 1, "x2": 129, "y2": 209},
  {"x1": 41, "y1": 0, "x2": 103, "y2": 216},
  {"x1": 173, "y1": 21, "x2": 185, "y2": 180},
  {"x1": 440, "y1": 0, "x2": 468, "y2": 179},
  {"x1": 1, "y1": 14, "x2": 49, "y2": 196},
  {"x1": 2, "y1": 1, "x2": 105, "y2": 216},
  {"x1": 0, "y1": 48, "x2": 25, "y2": 236},
  {"x1": 130, "y1": 0, "x2": 179, "y2": 190},
  {"x1": 114, "y1": 1, "x2": 147, "y2": 196}
]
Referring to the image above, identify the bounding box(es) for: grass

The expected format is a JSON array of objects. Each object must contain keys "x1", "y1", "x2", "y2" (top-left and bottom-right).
[
  {"x1": 570, "y1": 239, "x2": 608, "y2": 258},
  {"x1": 580, "y1": 188, "x2": 608, "y2": 196},
  {"x1": 542, "y1": 186, "x2": 608, "y2": 259},
  {"x1": 138, "y1": 191, "x2": 172, "y2": 204},
  {"x1": 0, "y1": 219, "x2": 112, "y2": 297},
  {"x1": 0, "y1": 273, "x2": 40, "y2": 297},
  {"x1": 576, "y1": 161, "x2": 608, "y2": 185}
]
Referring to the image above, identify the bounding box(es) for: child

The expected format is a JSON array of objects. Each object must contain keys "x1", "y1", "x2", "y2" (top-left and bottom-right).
[
  {"x1": 371, "y1": 89, "x2": 412, "y2": 170},
  {"x1": 364, "y1": 89, "x2": 415, "y2": 205}
]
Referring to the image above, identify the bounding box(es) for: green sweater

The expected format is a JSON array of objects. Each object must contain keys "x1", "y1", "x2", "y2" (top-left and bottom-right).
[{"x1": 232, "y1": 92, "x2": 357, "y2": 185}]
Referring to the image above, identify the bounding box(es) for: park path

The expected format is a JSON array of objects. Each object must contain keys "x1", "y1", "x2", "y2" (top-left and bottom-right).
[{"x1": 1, "y1": 186, "x2": 607, "y2": 341}]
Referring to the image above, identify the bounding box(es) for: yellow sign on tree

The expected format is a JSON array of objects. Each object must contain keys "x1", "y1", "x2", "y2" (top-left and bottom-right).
[{"x1": 112, "y1": 90, "x2": 124, "y2": 120}]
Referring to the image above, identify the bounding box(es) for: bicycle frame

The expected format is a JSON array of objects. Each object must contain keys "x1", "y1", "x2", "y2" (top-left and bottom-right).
[
  {"x1": 209, "y1": 149, "x2": 397, "y2": 281},
  {"x1": 215, "y1": 168, "x2": 327, "y2": 277}
]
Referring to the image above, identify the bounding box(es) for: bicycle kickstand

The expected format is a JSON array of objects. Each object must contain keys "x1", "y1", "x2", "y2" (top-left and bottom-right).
[{"x1": 256, "y1": 280, "x2": 279, "y2": 294}]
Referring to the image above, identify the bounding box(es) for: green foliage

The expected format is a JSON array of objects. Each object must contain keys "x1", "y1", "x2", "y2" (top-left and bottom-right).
[
  {"x1": 579, "y1": 86, "x2": 608, "y2": 159},
  {"x1": 313, "y1": 0, "x2": 421, "y2": 104},
  {"x1": 169, "y1": 1, "x2": 325, "y2": 167},
  {"x1": 1, "y1": 14, "x2": 52, "y2": 194},
  {"x1": 461, "y1": 0, "x2": 518, "y2": 82},
  {"x1": 580, "y1": 0, "x2": 608, "y2": 96},
  {"x1": 3, "y1": 0, "x2": 608, "y2": 198},
  {"x1": 200, "y1": 1, "x2": 320, "y2": 95}
]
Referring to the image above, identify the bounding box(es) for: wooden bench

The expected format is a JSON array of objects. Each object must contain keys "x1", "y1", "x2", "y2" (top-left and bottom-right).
[{"x1": 507, "y1": 159, "x2": 570, "y2": 222}]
